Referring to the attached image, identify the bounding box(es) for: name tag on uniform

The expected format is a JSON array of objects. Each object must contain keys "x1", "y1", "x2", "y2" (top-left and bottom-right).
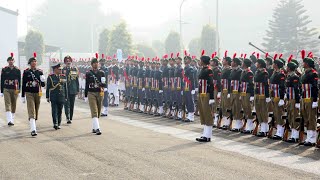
[{"x1": 71, "y1": 71, "x2": 77, "y2": 75}]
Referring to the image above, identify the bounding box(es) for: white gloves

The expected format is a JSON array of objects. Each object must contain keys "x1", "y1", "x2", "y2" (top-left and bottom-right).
[
  {"x1": 84, "y1": 97, "x2": 88, "y2": 103},
  {"x1": 159, "y1": 90, "x2": 163, "y2": 93},
  {"x1": 40, "y1": 75, "x2": 46, "y2": 82},
  {"x1": 278, "y1": 99, "x2": 284, "y2": 107},
  {"x1": 227, "y1": 94, "x2": 230, "y2": 99},
  {"x1": 217, "y1": 92, "x2": 221, "y2": 99},
  {"x1": 250, "y1": 96, "x2": 254, "y2": 102},
  {"x1": 142, "y1": 88, "x2": 145, "y2": 92},
  {"x1": 104, "y1": 88, "x2": 108, "y2": 92},
  {"x1": 209, "y1": 99, "x2": 215, "y2": 105},
  {"x1": 195, "y1": 88, "x2": 199, "y2": 92},
  {"x1": 181, "y1": 91, "x2": 183, "y2": 95},
  {"x1": 21, "y1": 97, "x2": 26, "y2": 103},
  {"x1": 0, "y1": 93, "x2": 3, "y2": 97},
  {"x1": 295, "y1": 103, "x2": 300, "y2": 110},
  {"x1": 116, "y1": 81, "x2": 120, "y2": 86},
  {"x1": 101, "y1": 77, "x2": 106, "y2": 84},
  {"x1": 312, "y1": 102, "x2": 318, "y2": 109},
  {"x1": 191, "y1": 90, "x2": 195, "y2": 95},
  {"x1": 266, "y1": 97, "x2": 271, "y2": 103}
]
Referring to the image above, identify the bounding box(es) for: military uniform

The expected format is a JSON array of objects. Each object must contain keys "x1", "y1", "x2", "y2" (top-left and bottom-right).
[
  {"x1": 229, "y1": 65, "x2": 243, "y2": 131},
  {"x1": 62, "y1": 66, "x2": 79, "y2": 123},
  {"x1": 173, "y1": 64, "x2": 184, "y2": 120},
  {"x1": 123, "y1": 62, "x2": 131, "y2": 110},
  {"x1": 46, "y1": 64, "x2": 67, "y2": 129},
  {"x1": 183, "y1": 63, "x2": 195, "y2": 122},
  {"x1": 167, "y1": 63, "x2": 176, "y2": 118},
  {"x1": 144, "y1": 63, "x2": 151, "y2": 113},
  {"x1": 1, "y1": 64, "x2": 21, "y2": 126},
  {"x1": 161, "y1": 62, "x2": 170, "y2": 116},
  {"x1": 99, "y1": 63, "x2": 109, "y2": 116},
  {"x1": 130, "y1": 64, "x2": 139, "y2": 110},
  {"x1": 153, "y1": 62, "x2": 163, "y2": 116},
  {"x1": 137, "y1": 61, "x2": 146, "y2": 112},
  {"x1": 109, "y1": 62, "x2": 120, "y2": 106},
  {"x1": 220, "y1": 65, "x2": 232, "y2": 128},
  {"x1": 212, "y1": 65, "x2": 222, "y2": 126}
]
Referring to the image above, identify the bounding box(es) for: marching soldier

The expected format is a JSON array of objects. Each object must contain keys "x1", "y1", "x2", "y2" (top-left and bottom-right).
[
  {"x1": 300, "y1": 52, "x2": 318, "y2": 146},
  {"x1": 161, "y1": 56, "x2": 170, "y2": 117},
  {"x1": 62, "y1": 55, "x2": 79, "y2": 124},
  {"x1": 254, "y1": 58, "x2": 270, "y2": 137},
  {"x1": 21, "y1": 53, "x2": 46, "y2": 136},
  {"x1": 0, "y1": 53, "x2": 21, "y2": 126},
  {"x1": 153, "y1": 59, "x2": 163, "y2": 116},
  {"x1": 129, "y1": 58, "x2": 139, "y2": 111},
  {"x1": 123, "y1": 58, "x2": 131, "y2": 110},
  {"x1": 144, "y1": 59, "x2": 151, "y2": 113},
  {"x1": 173, "y1": 55, "x2": 184, "y2": 120},
  {"x1": 240, "y1": 58, "x2": 255, "y2": 133},
  {"x1": 46, "y1": 64, "x2": 67, "y2": 130},
  {"x1": 285, "y1": 58, "x2": 301, "y2": 143},
  {"x1": 183, "y1": 55, "x2": 196, "y2": 122},
  {"x1": 219, "y1": 52, "x2": 232, "y2": 129},
  {"x1": 167, "y1": 56, "x2": 176, "y2": 118},
  {"x1": 191, "y1": 56, "x2": 200, "y2": 116},
  {"x1": 196, "y1": 53, "x2": 215, "y2": 142},
  {"x1": 269, "y1": 58, "x2": 286, "y2": 140},
  {"x1": 137, "y1": 58, "x2": 146, "y2": 113},
  {"x1": 229, "y1": 56, "x2": 243, "y2": 131},
  {"x1": 148, "y1": 59, "x2": 156, "y2": 114},
  {"x1": 211, "y1": 56, "x2": 222, "y2": 127},
  {"x1": 84, "y1": 55, "x2": 107, "y2": 135},
  {"x1": 99, "y1": 54, "x2": 109, "y2": 116},
  {"x1": 109, "y1": 58, "x2": 120, "y2": 106}
]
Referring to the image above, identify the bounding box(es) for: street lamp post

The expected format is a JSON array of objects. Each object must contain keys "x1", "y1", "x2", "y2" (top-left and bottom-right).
[
  {"x1": 180, "y1": 0, "x2": 187, "y2": 54},
  {"x1": 216, "y1": 0, "x2": 220, "y2": 56}
]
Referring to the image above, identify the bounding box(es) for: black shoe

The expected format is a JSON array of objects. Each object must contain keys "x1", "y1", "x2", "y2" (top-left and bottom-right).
[
  {"x1": 31, "y1": 130, "x2": 37, "y2": 136},
  {"x1": 92, "y1": 129, "x2": 96, "y2": 133},
  {"x1": 154, "y1": 113, "x2": 160, "y2": 117},
  {"x1": 231, "y1": 128, "x2": 241, "y2": 132},
  {"x1": 67, "y1": 120, "x2": 72, "y2": 124},
  {"x1": 95, "y1": 129, "x2": 102, "y2": 135},
  {"x1": 272, "y1": 135, "x2": 282, "y2": 140},
  {"x1": 124, "y1": 107, "x2": 129, "y2": 110},
  {"x1": 175, "y1": 117, "x2": 182, "y2": 121},
  {"x1": 184, "y1": 119, "x2": 194, "y2": 123},
  {"x1": 286, "y1": 138, "x2": 299, "y2": 143},
  {"x1": 304, "y1": 142, "x2": 316, "y2": 146},
  {"x1": 241, "y1": 130, "x2": 253, "y2": 134},
  {"x1": 57, "y1": 126, "x2": 61, "y2": 129},
  {"x1": 53, "y1": 125, "x2": 58, "y2": 130},
  {"x1": 196, "y1": 137, "x2": 211, "y2": 142},
  {"x1": 101, "y1": 114, "x2": 108, "y2": 117},
  {"x1": 8, "y1": 122, "x2": 14, "y2": 126},
  {"x1": 212, "y1": 125, "x2": 217, "y2": 128},
  {"x1": 221, "y1": 125, "x2": 229, "y2": 130},
  {"x1": 256, "y1": 132, "x2": 267, "y2": 137}
]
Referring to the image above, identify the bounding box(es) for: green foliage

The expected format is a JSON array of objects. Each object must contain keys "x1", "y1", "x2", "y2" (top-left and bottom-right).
[
  {"x1": 200, "y1": 24, "x2": 216, "y2": 55},
  {"x1": 165, "y1": 31, "x2": 181, "y2": 54},
  {"x1": 98, "y1": 28, "x2": 109, "y2": 54},
  {"x1": 262, "y1": 0, "x2": 319, "y2": 57},
  {"x1": 188, "y1": 38, "x2": 201, "y2": 56},
  {"x1": 136, "y1": 44, "x2": 156, "y2": 58},
  {"x1": 107, "y1": 22, "x2": 134, "y2": 57},
  {"x1": 25, "y1": 30, "x2": 45, "y2": 65}
]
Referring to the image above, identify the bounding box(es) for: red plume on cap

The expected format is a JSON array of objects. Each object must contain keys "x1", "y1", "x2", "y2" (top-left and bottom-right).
[
  {"x1": 240, "y1": 54, "x2": 243, "y2": 58},
  {"x1": 225, "y1": 50, "x2": 228, "y2": 57},
  {"x1": 177, "y1": 52, "x2": 180, "y2": 57},
  {"x1": 273, "y1": 54, "x2": 278, "y2": 61},
  {"x1": 201, "y1": 50, "x2": 205, "y2": 56},
  {"x1": 307, "y1": 52, "x2": 313, "y2": 58},
  {"x1": 301, "y1": 50, "x2": 306, "y2": 59},
  {"x1": 244, "y1": 54, "x2": 247, "y2": 59},
  {"x1": 135, "y1": 56, "x2": 138, "y2": 60},
  {"x1": 252, "y1": 52, "x2": 256, "y2": 55},
  {"x1": 184, "y1": 50, "x2": 187, "y2": 56},
  {"x1": 265, "y1": 52, "x2": 269, "y2": 59},
  {"x1": 95, "y1": 53, "x2": 98, "y2": 59},
  {"x1": 288, "y1": 55, "x2": 293, "y2": 63},
  {"x1": 233, "y1": 53, "x2": 237, "y2": 59},
  {"x1": 102, "y1": 54, "x2": 105, "y2": 59},
  {"x1": 10, "y1": 52, "x2": 14, "y2": 57},
  {"x1": 142, "y1": 57, "x2": 145, "y2": 61},
  {"x1": 164, "y1": 54, "x2": 168, "y2": 59},
  {"x1": 279, "y1": 54, "x2": 283, "y2": 59},
  {"x1": 33, "y1": 52, "x2": 37, "y2": 58},
  {"x1": 170, "y1": 53, "x2": 173, "y2": 58},
  {"x1": 257, "y1": 53, "x2": 260, "y2": 59},
  {"x1": 211, "y1": 53, "x2": 215, "y2": 59},
  {"x1": 113, "y1": 54, "x2": 116, "y2": 58}
]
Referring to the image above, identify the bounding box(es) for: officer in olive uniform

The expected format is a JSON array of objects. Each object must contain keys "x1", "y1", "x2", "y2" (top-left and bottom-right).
[
  {"x1": 46, "y1": 64, "x2": 67, "y2": 130},
  {"x1": 99, "y1": 55, "x2": 109, "y2": 116},
  {"x1": 196, "y1": 55, "x2": 215, "y2": 142},
  {"x1": 21, "y1": 53, "x2": 46, "y2": 136},
  {"x1": 0, "y1": 53, "x2": 21, "y2": 126},
  {"x1": 84, "y1": 56, "x2": 107, "y2": 135},
  {"x1": 63, "y1": 55, "x2": 79, "y2": 124}
]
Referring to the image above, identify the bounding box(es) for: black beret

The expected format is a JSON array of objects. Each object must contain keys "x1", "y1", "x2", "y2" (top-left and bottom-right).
[
  {"x1": 224, "y1": 57, "x2": 232, "y2": 64},
  {"x1": 274, "y1": 59, "x2": 284, "y2": 68},
  {"x1": 233, "y1": 58, "x2": 242, "y2": 66},
  {"x1": 243, "y1": 58, "x2": 252, "y2": 67},
  {"x1": 91, "y1": 58, "x2": 98, "y2": 64},
  {"x1": 265, "y1": 57, "x2": 273, "y2": 65},
  {"x1": 200, "y1": 56, "x2": 210, "y2": 65},
  {"x1": 287, "y1": 62, "x2": 297, "y2": 71},
  {"x1": 257, "y1": 59, "x2": 266, "y2": 68},
  {"x1": 303, "y1": 57, "x2": 314, "y2": 68},
  {"x1": 28, "y1": 57, "x2": 37, "y2": 65},
  {"x1": 7, "y1": 56, "x2": 14, "y2": 61}
]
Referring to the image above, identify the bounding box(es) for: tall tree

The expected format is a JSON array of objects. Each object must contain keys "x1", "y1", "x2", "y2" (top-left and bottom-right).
[
  {"x1": 262, "y1": 0, "x2": 318, "y2": 57},
  {"x1": 136, "y1": 44, "x2": 156, "y2": 58},
  {"x1": 30, "y1": 0, "x2": 121, "y2": 52},
  {"x1": 165, "y1": 31, "x2": 181, "y2": 54},
  {"x1": 98, "y1": 28, "x2": 110, "y2": 54},
  {"x1": 188, "y1": 38, "x2": 201, "y2": 56},
  {"x1": 107, "y1": 22, "x2": 134, "y2": 57},
  {"x1": 152, "y1": 40, "x2": 165, "y2": 56},
  {"x1": 25, "y1": 30, "x2": 45, "y2": 65},
  {"x1": 200, "y1": 24, "x2": 216, "y2": 54}
]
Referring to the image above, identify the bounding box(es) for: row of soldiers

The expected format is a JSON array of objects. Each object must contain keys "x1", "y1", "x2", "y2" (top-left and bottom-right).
[{"x1": 121, "y1": 50, "x2": 320, "y2": 146}]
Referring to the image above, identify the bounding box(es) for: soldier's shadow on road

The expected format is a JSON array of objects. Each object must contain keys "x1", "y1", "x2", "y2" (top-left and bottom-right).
[{"x1": 156, "y1": 142, "x2": 203, "y2": 153}]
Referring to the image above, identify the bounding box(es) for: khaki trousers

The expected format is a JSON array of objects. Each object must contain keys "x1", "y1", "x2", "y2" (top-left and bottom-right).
[
  {"x1": 212, "y1": 90, "x2": 220, "y2": 114},
  {"x1": 221, "y1": 90, "x2": 231, "y2": 117},
  {"x1": 287, "y1": 99, "x2": 299, "y2": 129},
  {"x1": 26, "y1": 92, "x2": 41, "y2": 120},
  {"x1": 271, "y1": 98, "x2": 284, "y2": 125},
  {"x1": 231, "y1": 93, "x2": 241, "y2": 119},
  {"x1": 4, "y1": 88, "x2": 18, "y2": 113},
  {"x1": 88, "y1": 92, "x2": 103, "y2": 118},
  {"x1": 240, "y1": 93, "x2": 253, "y2": 119},
  {"x1": 301, "y1": 99, "x2": 317, "y2": 130},
  {"x1": 198, "y1": 93, "x2": 213, "y2": 126},
  {"x1": 255, "y1": 95, "x2": 268, "y2": 123}
]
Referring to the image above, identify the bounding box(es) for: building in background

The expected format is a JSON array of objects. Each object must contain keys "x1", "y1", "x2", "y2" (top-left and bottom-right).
[{"x1": 0, "y1": 6, "x2": 18, "y2": 67}]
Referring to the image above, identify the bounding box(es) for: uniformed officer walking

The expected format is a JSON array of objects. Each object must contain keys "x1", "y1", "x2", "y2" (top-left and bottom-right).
[
  {"x1": 62, "y1": 55, "x2": 79, "y2": 124},
  {"x1": 46, "y1": 63, "x2": 67, "y2": 130},
  {"x1": 84, "y1": 55, "x2": 106, "y2": 135},
  {"x1": 99, "y1": 54, "x2": 109, "y2": 116},
  {"x1": 21, "y1": 53, "x2": 46, "y2": 136},
  {"x1": 0, "y1": 53, "x2": 21, "y2": 126}
]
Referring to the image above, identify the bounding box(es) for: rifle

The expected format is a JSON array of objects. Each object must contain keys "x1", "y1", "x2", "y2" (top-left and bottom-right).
[
  {"x1": 282, "y1": 110, "x2": 289, "y2": 141},
  {"x1": 252, "y1": 119, "x2": 259, "y2": 136},
  {"x1": 297, "y1": 115, "x2": 304, "y2": 145},
  {"x1": 248, "y1": 42, "x2": 272, "y2": 57},
  {"x1": 217, "y1": 107, "x2": 223, "y2": 128},
  {"x1": 267, "y1": 113, "x2": 275, "y2": 138},
  {"x1": 227, "y1": 109, "x2": 233, "y2": 130}
]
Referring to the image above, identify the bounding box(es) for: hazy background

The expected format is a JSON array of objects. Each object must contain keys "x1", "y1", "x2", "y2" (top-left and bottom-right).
[{"x1": 1, "y1": 0, "x2": 319, "y2": 54}]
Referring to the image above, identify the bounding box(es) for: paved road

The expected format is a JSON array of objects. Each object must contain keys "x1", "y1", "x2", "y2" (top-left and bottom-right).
[{"x1": 0, "y1": 98, "x2": 319, "y2": 179}]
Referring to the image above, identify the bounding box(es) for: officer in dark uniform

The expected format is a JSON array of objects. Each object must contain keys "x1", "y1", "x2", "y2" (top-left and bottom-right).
[
  {"x1": 183, "y1": 55, "x2": 195, "y2": 122},
  {"x1": 173, "y1": 55, "x2": 184, "y2": 120},
  {"x1": 109, "y1": 58, "x2": 120, "y2": 106},
  {"x1": 0, "y1": 53, "x2": 21, "y2": 126},
  {"x1": 123, "y1": 58, "x2": 131, "y2": 110},
  {"x1": 161, "y1": 56, "x2": 170, "y2": 117},
  {"x1": 191, "y1": 57, "x2": 200, "y2": 116},
  {"x1": 84, "y1": 55, "x2": 106, "y2": 135},
  {"x1": 153, "y1": 59, "x2": 163, "y2": 116},
  {"x1": 143, "y1": 59, "x2": 151, "y2": 113},
  {"x1": 148, "y1": 59, "x2": 156, "y2": 114},
  {"x1": 196, "y1": 54, "x2": 215, "y2": 142},
  {"x1": 137, "y1": 58, "x2": 146, "y2": 113},
  {"x1": 46, "y1": 63, "x2": 67, "y2": 130},
  {"x1": 211, "y1": 56, "x2": 222, "y2": 127},
  {"x1": 167, "y1": 56, "x2": 176, "y2": 118},
  {"x1": 130, "y1": 58, "x2": 139, "y2": 111},
  {"x1": 99, "y1": 54, "x2": 109, "y2": 116},
  {"x1": 21, "y1": 53, "x2": 46, "y2": 136},
  {"x1": 62, "y1": 55, "x2": 79, "y2": 124}
]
